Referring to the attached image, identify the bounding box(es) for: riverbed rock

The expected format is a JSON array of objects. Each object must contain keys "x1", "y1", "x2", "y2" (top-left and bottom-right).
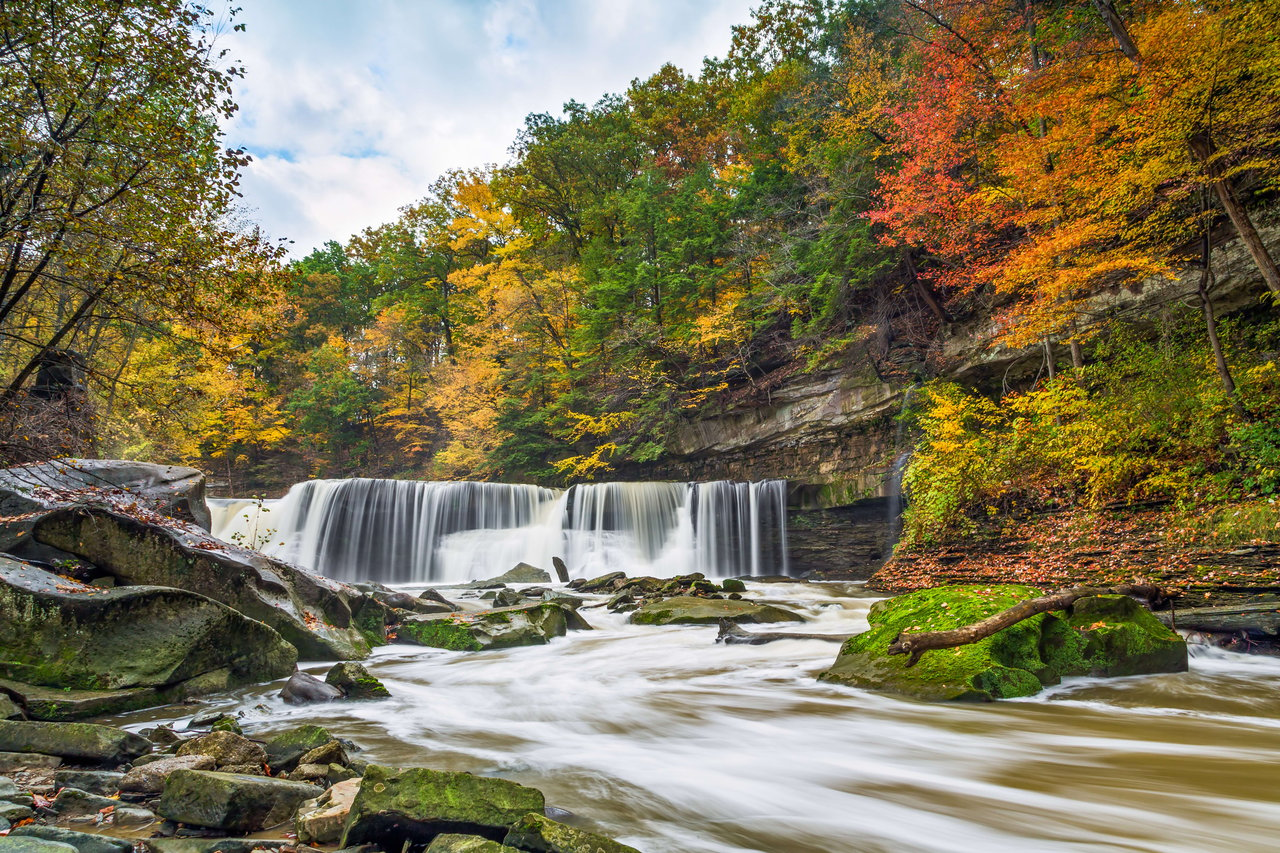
[
  {"x1": 426, "y1": 836, "x2": 521, "y2": 853},
  {"x1": 0, "y1": 558, "x2": 297, "y2": 717},
  {"x1": 51, "y1": 770, "x2": 120, "y2": 796},
  {"x1": 0, "y1": 752, "x2": 59, "y2": 772},
  {"x1": 486, "y1": 563, "x2": 551, "y2": 585},
  {"x1": 0, "y1": 696, "x2": 20, "y2": 720},
  {"x1": 32, "y1": 506, "x2": 379, "y2": 661},
  {"x1": 503, "y1": 813, "x2": 641, "y2": 853},
  {"x1": 396, "y1": 602, "x2": 578, "y2": 651},
  {"x1": 120, "y1": 754, "x2": 216, "y2": 794},
  {"x1": 7, "y1": 826, "x2": 132, "y2": 853},
  {"x1": 0, "y1": 838, "x2": 79, "y2": 853},
  {"x1": 0, "y1": 721, "x2": 150, "y2": 764},
  {"x1": 0, "y1": 801, "x2": 34, "y2": 823},
  {"x1": 325, "y1": 662, "x2": 390, "y2": 699},
  {"x1": 629, "y1": 596, "x2": 805, "y2": 626},
  {"x1": 175, "y1": 731, "x2": 266, "y2": 769},
  {"x1": 49, "y1": 787, "x2": 118, "y2": 818},
  {"x1": 280, "y1": 672, "x2": 343, "y2": 705},
  {"x1": 141, "y1": 841, "x2": 293, "y2": 853},
  {"x1": 819, "y1": 585, "x2": 1189, "y2": 701},
  {"x1": 264, "y1": 726, "x2": 333, "y2": 772},
  {"x1": 297, "y1": 740, "x2": 347, "y2": 768},
  {"x1": 574, "y1": 572, "x2": 625, "y2": 593},
  {"x1": 296, "y1": 777, "x2": 360, "y2": 844},
  {"x1": 721, "y1": 578, "x2": 748, "y2": 593},
  {"x1": 341, "y1": 765, "x2": 545, "y2": 848},
  {"x1": 157, "y1": 769, "x2": 323, "y2": 832}
]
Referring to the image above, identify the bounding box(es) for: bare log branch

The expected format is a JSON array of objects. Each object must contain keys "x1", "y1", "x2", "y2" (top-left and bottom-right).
[
  {"x1": 716, "y1": 619, "x2": 850, "y2": 645},
  {"x1": 887, "y1": 584, "x2": 1167, "y2": 667}
]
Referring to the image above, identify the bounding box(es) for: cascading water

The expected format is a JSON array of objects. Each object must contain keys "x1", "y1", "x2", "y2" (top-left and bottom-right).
[{"x1": 209, "y1": 478, "x2": 789, "y2": 583}]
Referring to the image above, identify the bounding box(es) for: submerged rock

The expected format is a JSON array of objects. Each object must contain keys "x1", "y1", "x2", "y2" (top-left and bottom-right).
[
  {"x1": 503, "y1": 812, "x2": 641, "y2": 853},
  {"x1": 341, "y1": 764, "x2": 545, "y2": 848},
  {"x1": 819, "y1": 585, "x2": 1188, "y2": 701},
  {"x1": 0, "y1": 721, "x2": 150, "y2": 764},
  {"x1": 157, "y1": 769, "x2": 322, "y2": 832},
  {"x1": 396, "y1": 602, "x2": 585, "y2": 651},
  {"x1": 325, "y1": 662, "x2": 391, "y2": 699},
  {"x1": 629, "y1": 596, "x2": 804, "y2": 626}
]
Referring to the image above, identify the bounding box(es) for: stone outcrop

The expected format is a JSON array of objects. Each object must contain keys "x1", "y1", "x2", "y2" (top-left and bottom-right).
[{"x1": 629, "y1": 596, "x2": 805, "y2": 626}]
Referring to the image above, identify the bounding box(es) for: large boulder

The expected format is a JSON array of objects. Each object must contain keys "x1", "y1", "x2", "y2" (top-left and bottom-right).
[
  {"x1": 819, "y1": 585, "x2": 1188, "y2": 701},
  {"x1": 629, "y1": 596, "x2": 804, "y2": 626},
  {"x1": 157, "y1": 769, "x2": 322, "y2": 832},
  {"x1": 0, "y1": 720, "x2": 150, "y2": 764},
  {"x1": 503, "y1": 813, "x2": 641, "y2": 853},
  {"x1": 326, "y1": 662, "x2": 391, "y2": 699},
  {"x1": 279, "y1": 672, "x2": 343, "y2": 705},
  {"x1": 340, "y1": 765, "x2": 545, "y2": 848},
  {"x1": 120, "y1": 755, "x2": 216, "y2": 794},
  {"x1": 174, "y1": 731, "x2": 267, "y2": 769},
  {"x1": 32, "y1": 506, "x2": 382, "y2": 660},
  {"x1": 395, "y1": 603, "x2": 581, "y2": 651},
  {"x1": 0, "y1": 557, "x2": 296, "y2": 717}
]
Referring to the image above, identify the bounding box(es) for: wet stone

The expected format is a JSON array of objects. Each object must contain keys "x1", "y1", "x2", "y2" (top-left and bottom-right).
[
  {"x1": 7, "y1": 826, "x2": 133, "y2": 853},
  {"x1": 51, "y1": 770, "x2": 121, "y2": 796}
]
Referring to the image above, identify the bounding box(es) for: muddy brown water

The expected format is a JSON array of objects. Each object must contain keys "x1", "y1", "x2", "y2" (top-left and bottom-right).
[{"x1": 101, "y1": 583, "x2": 1280, "y2": 852}]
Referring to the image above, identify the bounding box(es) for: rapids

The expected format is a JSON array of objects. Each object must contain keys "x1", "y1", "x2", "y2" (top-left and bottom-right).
[{"x1": 103, "y1": 582, "x2": 1280, "y2": 853}]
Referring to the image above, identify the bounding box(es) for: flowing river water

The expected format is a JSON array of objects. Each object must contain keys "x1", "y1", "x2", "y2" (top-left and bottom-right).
[{"x1": 103, "y1": 581, "x2": 1280, "y2": 853}]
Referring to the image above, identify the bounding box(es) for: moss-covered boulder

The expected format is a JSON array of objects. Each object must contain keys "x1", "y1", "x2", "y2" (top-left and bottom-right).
[
  {"x1": 326, "y1": 662, "x2": 390, "y2": 699},
  {"x1": 0, "y1": 720, "x2": 151, "y2": 764},
  {"x1": 340, "y1": 765, "x2": 545, "y2": 848},
  {"x1": 503, "y1": 813, "x2": 641, "y2": 853},
  {"x1": 264, "y1": 725, "x2": 333, "y2": 772},
  {"x1": 33, "y1": 506, "x2": 380, "y2": 660},
  {"x1": 175, "y1": 731, "x2": 266, "y2": 769},
  {"x1": 629, "y1": 596, "x2": 804, "y2": 626},
  {"x1": 396, "y1": 603, "x2": 578, "y2": 651},
  {"x1": 427, "y1": 835, "x2": 521, "y2": 852},
  {"x1": 819, "y1": 585, "x2": 1188, "y2": 701},
  {"x1": 157, "y1": 770, "x2": 322, "y2": 832}
]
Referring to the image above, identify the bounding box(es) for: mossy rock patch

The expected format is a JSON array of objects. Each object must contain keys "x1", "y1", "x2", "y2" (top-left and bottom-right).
[
  {"x1": 629, "y1": 596, "x2": 804, "y2": 626},
  {"x1": 819, "y1": 585, "x2": 1187, "y2": 701}
]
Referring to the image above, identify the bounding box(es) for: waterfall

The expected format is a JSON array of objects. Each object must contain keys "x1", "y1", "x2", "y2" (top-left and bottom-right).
[{"x1": 209, "y1": 478, "x2": 790, "y2": 584}]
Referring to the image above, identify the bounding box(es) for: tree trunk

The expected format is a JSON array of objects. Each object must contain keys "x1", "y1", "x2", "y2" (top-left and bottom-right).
[
  {"x1": 1043, "y1": 338, "x2": 1056, "y2": 380},
  {"x1": 717, "y1": 619, "x2": 850, "y2": 645},
  {"x1": 1090, "y1": 0, "x2": 1142, "y2": 68},
  {"x1": 1188, "y1": 136, "x2": 1280, "y2": 296},
  {"x1": 887, "y1": 583, "x2": 1166, "y2": 666},
  {"x1": 1198, "y1": 230, "x2": 1246, "y2": 417},
  {"x1": 2, "y1": 290, "x2": 101, "y2": 401}
]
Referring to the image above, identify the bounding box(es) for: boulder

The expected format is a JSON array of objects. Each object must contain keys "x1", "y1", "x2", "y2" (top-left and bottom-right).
[
  {"x1": 175, "y1": 731, "x2": 266, "y2": 769},
  {"x1": 32, "y1": 506, "x2": 378, "y2": 660},
  {"x1": 280, "y1": 672, "x2": 343, "y2": 705},
  {"x1": 417, "y1": 588, "x2": 458, "y2": 610},
  {"x1": 7, "y1": 827, "x2": 131, "y2": 853},
  {"x1": 721, "y1": 578, "x2": 747, "y2": 593},
  {"x1": 141, "y1": 841, "x2": 292, "y2": 853},
  {"x1": 551, "y1": 556, "x2": 570, "y2": 583},
  {"x1": 110, "y1": 806, "x2": 155, "y2": 828},
  {"x1": 490, "y1": 589, "x2": 523, "y2": 608},
  {"x1": 296, "y1": 777, "x2": 360, "y2": 844},
  {"x1": 157, "y1": 769, "x2": 323, "y2": 832},
  {"x1": 486, "y1": 563, "x2": 551, "y2": 585},
  {"x1": 0, "y1": 778, "x2": 24, "y2": 803},
  {"x1": 0, "y1": 838, "x2": 79, "y2": 853},
  {"x1": 574, "y1": 572, "x2": 625, "y2": 593},
  {"x1": 0, "y1": 752, "x2": 59, "y2": 772},
  {"x1": 325, "y1": 662, "x2": 390, "y2": 699},
  {"x1": 0, "y1": 721, "x2": 150, "y2": 764},
  {"x1": 819, "y1": 585, "x2": 1189, "y2": 701},
  {"x1": 396, "y1": 603, "x2": 577, "y2": 651},
  {"x1": 427, "y1": 836, "x2": 521, "y2": 853},
  {"x1": 0, "y1": 801, "x2": 34, "y2": 822},
  {"x1": 503, "y1": 813, "x2": 641, "y2": 853},
  {"x1": 120, "y1": 754, "x2": 216, "y2": 794},
  {"x1": 49, "y1": 787, "x2": 118, "y2": 818},
  {"x1": 629, "y1": 596, "x2": 804, "y2": 626},
  {"x1": 264, "y1": 725, "x2": 333, "y2": 772},
  {"x1": 0, "y1": 557, "x2": 297, "y2": 714},
  {"x1": 51, "y1": 770, "x2": 120, "y2": 796},
  {"x1": 297, "y1": 741, "x2": 347, "y2": 768},
  {"x1": 0, "y1": 696, "x2": 20, "y2": 720},
  {"x1": 340, "y1": 765, "x2": 545, "y2": 848}
]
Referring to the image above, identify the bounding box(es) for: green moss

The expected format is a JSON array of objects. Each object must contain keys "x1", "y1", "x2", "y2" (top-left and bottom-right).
[{"x1": 397, "y1": 619, "x2": 482, "y2": 651}]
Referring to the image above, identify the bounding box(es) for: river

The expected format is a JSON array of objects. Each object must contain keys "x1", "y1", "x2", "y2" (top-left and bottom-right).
[{"x1": 103, "y1": 581, "x2": 1280, "y2": 852}]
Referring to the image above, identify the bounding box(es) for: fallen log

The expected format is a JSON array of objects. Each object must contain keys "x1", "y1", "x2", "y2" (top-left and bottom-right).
[
  {"x1": 1156, "y1": 601, "x2": 1280, "y2": 637},
  {"x1": 887, "y1": 584, "x2": 1167, "y2": 667},
  {"x1": 716, "y1": 618, "x2": 850, "y2": 645}
]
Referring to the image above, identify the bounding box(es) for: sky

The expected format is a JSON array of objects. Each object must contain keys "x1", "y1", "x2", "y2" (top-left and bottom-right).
[{"x1": 217, "y1": 0, "x2": 760, "y2": 256}]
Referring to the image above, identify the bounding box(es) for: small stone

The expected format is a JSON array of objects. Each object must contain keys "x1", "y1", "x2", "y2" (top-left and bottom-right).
[
  {"x1": 297, "y1": 741, "x2": 346, "y2": 768},
  {"x1": 110, "y1": 806, "x2": 156, "y2": 827},
  {"x1": 146, "y1": 726, "x2": 183, "y2": 746},
  {"x1": 0, "y1": 696, "x2": 21, "y2": 720},
  {"x1": 288, "y1": 764, "x2": 330, "y2": 783},
  {"x1": 217, "y1": 763, "x2": 266, "y2": 776},
  {"x1": 52, "y1": 770, "x2": 121, "y2": 796},
  {"x1": 324, "y1": 663, "x2": 390, "y2": 700},
  {"x1": 142, "y1": 840, "x2": 294, "y2": 853},
  {"x1": 326, "y1": 764, "x2": 357, "y2": 784},
  {"x1": 120, "y1": 754, "x2": 216, "y2": 794},
  {"x1": 279, "y1": 672, "x2": 342, "y2": 705},
  {"x1": 175, "y1": 731, "x2": 265, "y2": 769}
]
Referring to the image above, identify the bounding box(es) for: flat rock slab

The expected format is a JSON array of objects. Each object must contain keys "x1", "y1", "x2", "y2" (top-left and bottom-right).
[
  {"x1": 51, "y1": 787, "x2": 119, "y2": 817},
  {"x1": 504, "y1": 813, "x2": 642, "y2": 853},
  {"x1": 629, "y1": 596, "x2": 805, "y2": 626},
  {"x1": 0, "y1": 721, "x2": 150, "y2": 764},
  {"x1": 7, "y1": 826, "x2": 132, "y2": 853},
  {"x1": 120, "y1": 754, "x2": 215, "y2": 794},
  {"x1": 296, "y1": 776, "x2": 360, "y2": 844},
  {"x1": 0, "y1": 752, "x2": 60, "y2": 772},
  {"x1": 0, "y1": 838, "x2": 79, "y2": 853},
  {"x1": 341, "y1": 765, "x2": 545, "y2": 848},
  {"x1": 51, "y1": 770, "x2": 121, "y2": 796},
  {"x1": 157, "y1": 770, "x2": 322, "y2": 832}
]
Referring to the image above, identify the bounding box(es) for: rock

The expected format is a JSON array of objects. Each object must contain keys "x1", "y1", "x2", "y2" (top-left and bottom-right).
[
  {"x1": 0, "y1": 696, "x2": 20, "y2": 720},
  {"x1": 280, "y1": 672, "x2": 343, "y2": 705},
  {"x1": 32, "y1": 507, "x2": 379, "y2": 661},
  {"x1": 575, "y1": 572, "x2": 625, "y2": 593},
  {"x1": 325, "y1": 662, "x2": 390, "y2": 699},
  {"x1": 819, "y1": 585, "x2": 1188, "y2": 701},
  {"x1": 120, "y1": 754, "x2": 215, "y2": 794},
  {"x1": 486, "y1": 563, "x2": 551, "y2": 585},
  {"x1": 629, "y1": 596, "x2": 805, "y2": 626},
  {"x1": 147, "y1": 725, "x2": 182, "y2": 746},
  {"x1": 0, "y1": 721, "x2": 150, "y2": 764},
  {"x1": 396, "y1": 603, "x2": 574, "y2": 651},
  {"x1": 109, "y1": 806, "x2": 155, "y2": 827},
  {"x1": 491, "y1": 589, "x2": 523, "y2": 608},
  {"x1": 0, "y1": 801, "x2": 33, "y2": 822},
  {"x1": 327, "y1": 764, "x2": 358, "y2": 783},
  {"x1": 288, "y1": 763, "x2": 331, "y2": 784},
  {"x1": 417, "y1": 588, "x2": 458, "y2": 610},
  {"x1": 297, "y1": 741, "x2": 347, "y2": 768},
  {"x1": 50, "y1": 787, "x2": 118, "y2": 817},
  {"x1": 7, "y1": 826, "x2": 131, "y2": 853},
  {"x1": 0, "y1": 752, "x2": 59, "y2": 772},
  {"x1": 295, "y1": 777, "x2": 360, "y2": 844},
  {"x1": 341, "y1": 765, "x2": 545, "y2": 848},
  {"x1": 503, "y1": 813, "x2": 641, "y2": 853},
  {"x1": 51, "y1": 770, "x2": 121, "y2": 796},
  {"x1": 0, "y1": 838, "x2": 79, "y2": 853},
  {"x1": 0, "y1": 778, "x2": 24, "y2": 803},
  {"x1": 157, "y1": 769, "x2": 323, "y2": 832},
  {"x1": 721, "y1": 578, "x2": 747, "y2": 592},
  {"x1": 0, "y1": 557, "x2": 297, "y2": 715},
  {"x1": 175, "y1": 731, "x2": 266, "y2": 769},
  {"x1": 426, "y1": 836, "x2": 521, "y2": 853},
  {"x1": 264, "y1": 726, "x2": 333, "y2": 772},
  {"x1": 218, "y1": 763, "x2": 266, "y2": 776},
  {"x1": 187, "y1": 710, "x2": 243, "y2": 735},
  {"x1": 142, "y1": 839, "x2": 293, "y2": 853},
  {"x1": 551, "y1": 557, "x2": 570, "y2": 583}
]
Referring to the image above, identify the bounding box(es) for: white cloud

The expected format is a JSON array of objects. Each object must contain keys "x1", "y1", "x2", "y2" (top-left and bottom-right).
[{"x1": 218, "y1": 0, "x2": 759, "y2": 255}]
